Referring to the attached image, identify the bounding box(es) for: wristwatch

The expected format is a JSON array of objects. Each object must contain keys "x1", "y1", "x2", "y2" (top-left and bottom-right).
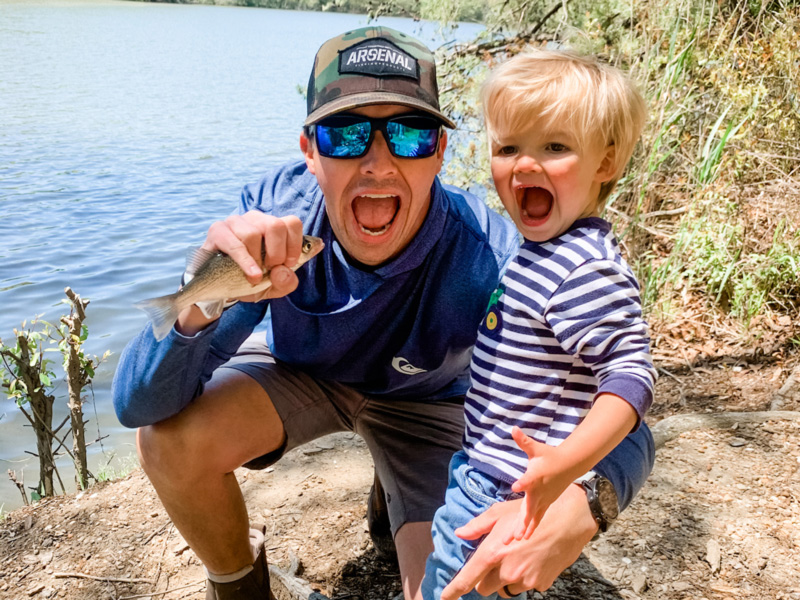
[{"x1": 580, "y1": 472, "x2": 619, "y2": 536}]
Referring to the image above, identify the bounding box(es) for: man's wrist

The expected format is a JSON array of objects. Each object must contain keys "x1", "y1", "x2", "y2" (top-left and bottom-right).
[
  {"x1": 577, "y1": 472, "x2": 619, "y2": 537},
  {"x1": 565, "y1": 482, "x2": 601, "y2": 540},
  {"x1": 175, "y1": 304, "x2": 218, "y2": 337}
]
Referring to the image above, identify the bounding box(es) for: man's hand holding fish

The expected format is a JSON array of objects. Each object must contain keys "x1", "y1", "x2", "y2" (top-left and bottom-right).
[{"x1": 175, "y1": 213, "x2": 307, "y2": 336}]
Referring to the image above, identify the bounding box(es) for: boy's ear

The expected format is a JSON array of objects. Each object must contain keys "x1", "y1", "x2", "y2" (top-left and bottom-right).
[{"x1": 595, "y1": 144, "x2": 617, "y2": 183}]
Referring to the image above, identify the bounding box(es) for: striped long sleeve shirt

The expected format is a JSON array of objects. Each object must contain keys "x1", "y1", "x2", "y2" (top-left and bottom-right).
[{"x1": 463, "y1": 217, "x2": 657, "y2": 484}]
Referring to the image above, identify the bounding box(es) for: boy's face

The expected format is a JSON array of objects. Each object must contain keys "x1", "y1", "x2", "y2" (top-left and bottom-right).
[{"x1": 490, "y1": 123, "x2": 615, "y2": 243}]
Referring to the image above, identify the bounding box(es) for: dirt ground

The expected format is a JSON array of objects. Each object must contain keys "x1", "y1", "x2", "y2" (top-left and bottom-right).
[{"x1": 2, "y1": 339, "x2": 799, "y2": 600}]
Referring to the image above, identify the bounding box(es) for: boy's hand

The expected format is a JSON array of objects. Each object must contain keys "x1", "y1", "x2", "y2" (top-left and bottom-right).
[
  {"x1": 505, "y1": 426, "x2": 572, "y2": 543},
  {"x1": 440, "y1": 485, "x2": 599, "y2": 600}
]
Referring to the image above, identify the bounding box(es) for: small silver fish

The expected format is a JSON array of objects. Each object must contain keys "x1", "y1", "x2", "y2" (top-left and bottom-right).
[{"x1": 136, "y1": 235, "x2": 324, "y2": 341}]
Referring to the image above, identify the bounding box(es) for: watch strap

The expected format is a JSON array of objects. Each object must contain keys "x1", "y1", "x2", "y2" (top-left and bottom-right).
[{"x1": 581, "y1": 473, "x2": 616, "y2": 534}]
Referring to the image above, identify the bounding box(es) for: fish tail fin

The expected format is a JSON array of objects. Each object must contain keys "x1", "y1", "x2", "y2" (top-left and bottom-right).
[{"x1": 134, "y1": 293, "x2": 182, "y2": 342}]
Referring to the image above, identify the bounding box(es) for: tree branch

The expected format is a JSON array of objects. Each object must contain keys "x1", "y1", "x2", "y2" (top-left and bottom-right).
[
  {"x1": 651, "y1": 410, "x2": 800, "y2": 450},
  {"x1": 449, "y1": 0, "x2": 571, "y2": 57}
]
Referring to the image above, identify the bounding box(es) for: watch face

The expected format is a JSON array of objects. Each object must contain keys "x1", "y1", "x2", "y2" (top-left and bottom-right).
[{"x1": 596, "y1": 478, "x2": 620, "y2": 521}]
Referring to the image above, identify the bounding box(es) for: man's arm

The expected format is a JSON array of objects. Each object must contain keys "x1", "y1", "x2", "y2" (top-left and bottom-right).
[
  {"x1": 112, "y1": 212, "x2": 303, "y2": 428},
  {"x1": 440, "y1": 423, "x2": 655, "y2": 599}
]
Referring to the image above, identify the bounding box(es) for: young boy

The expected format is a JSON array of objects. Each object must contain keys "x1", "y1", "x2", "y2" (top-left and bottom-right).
[{"x1": 422, "y1": 49, "x2": 657, "y2": 600}]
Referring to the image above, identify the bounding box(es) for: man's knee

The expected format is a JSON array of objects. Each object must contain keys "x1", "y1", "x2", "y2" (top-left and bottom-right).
[
  {"x1": 137, "y1": 418, "x2": 199, "y2": 480},
  {"x1": 137, "y1": 373, "x2": 288, "y2": 480},
  {"x1": 136, "y1": 406, "x2": 228, "y2": 480}
]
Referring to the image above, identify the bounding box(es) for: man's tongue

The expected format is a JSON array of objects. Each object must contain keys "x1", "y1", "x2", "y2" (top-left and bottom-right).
[
  {"x1": 522, "y1": 187, "x2": 553, "y2": 219},
  {"x1": 353, "y1": 195, "x2": 399, "y2": 232}
]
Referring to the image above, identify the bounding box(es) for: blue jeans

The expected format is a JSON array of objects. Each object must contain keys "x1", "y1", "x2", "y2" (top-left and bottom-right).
[{"x1": 421, "y1": 451, "x2": 525, "y2": 600}]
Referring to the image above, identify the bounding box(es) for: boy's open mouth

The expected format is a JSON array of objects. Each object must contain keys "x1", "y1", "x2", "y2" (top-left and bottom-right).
[
  {"x1": 520, "y1": 186, "x2": 553, "y2": 223},
  {"x1": 353, "y1": 194, "x2": 400, "y2": 236}
]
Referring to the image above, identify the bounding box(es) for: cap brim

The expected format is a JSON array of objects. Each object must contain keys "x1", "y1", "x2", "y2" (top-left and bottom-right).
[{"x1": 304, "y1": 91, "x2": 456, "y2": 129}]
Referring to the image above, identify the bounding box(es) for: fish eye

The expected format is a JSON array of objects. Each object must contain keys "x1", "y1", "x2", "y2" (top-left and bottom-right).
[{"x1": 303, "y1": 240, "x2": 312, "y2": 253}]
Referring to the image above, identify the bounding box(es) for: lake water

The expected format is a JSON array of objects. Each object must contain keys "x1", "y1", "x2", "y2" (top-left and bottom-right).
[{"x1": 0, "y1": 0, "x2": 482, "y2": 511}]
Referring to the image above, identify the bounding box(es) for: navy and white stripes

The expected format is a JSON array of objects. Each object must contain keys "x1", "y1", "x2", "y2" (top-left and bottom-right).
[{"x1": 463, "y1": 218, "x2": 656, "y2": 484}]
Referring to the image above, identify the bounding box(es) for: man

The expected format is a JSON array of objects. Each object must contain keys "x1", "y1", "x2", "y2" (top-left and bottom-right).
[{"x1": 113, "y1": 26, "x2": 654, "y2": 600}]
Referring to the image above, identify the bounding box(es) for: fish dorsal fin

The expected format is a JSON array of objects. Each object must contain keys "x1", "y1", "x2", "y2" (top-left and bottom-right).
[{"x1": 186, "y1": 246, "x2": 217, "y2": 276}]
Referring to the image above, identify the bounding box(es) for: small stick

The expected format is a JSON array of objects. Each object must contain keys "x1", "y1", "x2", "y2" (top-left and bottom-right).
[
  {"x1": 142, "y1": 520, "x2": 171, "y2": 546},
  {"x1": 657, "y1": 366, "x2": 684, "y2": 385},
  {"x1": 117, "y1": 579, "x2": 205, "y2": 599},
  {"x1": 7, "y1": 469, "x2": 29, "y2": 506},
  {"x1": 53, "y1": 572, "x2": 155, "y2": 584}
]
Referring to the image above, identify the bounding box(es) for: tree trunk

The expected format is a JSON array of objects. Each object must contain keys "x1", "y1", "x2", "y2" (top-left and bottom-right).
[
  {"x1": 65, "y1": 346, "x2": 89, "y2": 490},
  {"x1": 62, "y1": 287, "x2": 90, "y2": 491},
  {"x1": 16, "y1": 335, "x2": 56, "y2": 497}
]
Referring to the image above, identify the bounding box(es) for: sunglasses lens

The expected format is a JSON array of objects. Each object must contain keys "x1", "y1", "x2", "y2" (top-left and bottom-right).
[
  {"x1": 386, "y1": 116, "x2": 440, "y2": 158},
  {"x1": 314, "y1": 114, "x2": 441, "y2": 158},
  {"x1": 316, "y1": 117, "x2": 371, "y2": 158}
]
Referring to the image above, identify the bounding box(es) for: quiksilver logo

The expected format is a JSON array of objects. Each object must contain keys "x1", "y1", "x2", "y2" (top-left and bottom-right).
[{"x1": 392, "y1": 357, "x2": 427, "y2": 375}]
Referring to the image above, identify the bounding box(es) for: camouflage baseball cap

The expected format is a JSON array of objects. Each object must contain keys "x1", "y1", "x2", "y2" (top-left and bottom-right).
[{"x1": 305, "y1": 26, "x2": 456, "y2": 129}]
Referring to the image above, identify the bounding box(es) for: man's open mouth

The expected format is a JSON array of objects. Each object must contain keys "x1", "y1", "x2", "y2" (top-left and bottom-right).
[
  {"x1": 519, "y1": 186, "x2": 553, "y2": 223},
  {"x1": 353, "y1": 194, "x2": 400, "y2": 236}
]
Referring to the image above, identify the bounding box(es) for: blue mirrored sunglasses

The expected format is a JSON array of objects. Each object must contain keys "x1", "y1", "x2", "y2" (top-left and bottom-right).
[{"x1": 313, "y1": 114, "x2": 442, "y2": 159}]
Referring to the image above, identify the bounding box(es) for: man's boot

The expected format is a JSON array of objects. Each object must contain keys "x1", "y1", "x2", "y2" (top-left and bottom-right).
[
  {"x1": 367, "y1": 470, "x2": 397, "y2": 560},
  {"x1": 205, "y1": 526, "x2": 276, "y2": 600}
]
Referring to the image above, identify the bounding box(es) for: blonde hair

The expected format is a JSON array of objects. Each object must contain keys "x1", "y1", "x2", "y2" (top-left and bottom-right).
[{"x1": 481, "y1": 49, "x2": 646, "y2": 206}]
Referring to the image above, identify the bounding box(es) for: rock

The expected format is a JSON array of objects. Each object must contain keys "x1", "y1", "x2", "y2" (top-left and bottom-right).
[
  {"x1": 729, "y1": 437, "x2": 748, "y2": 447},
  {"x1": 772, "y1": 365, "x2": 800, "y2": 410},
  {"x1": 672, "y1": 581, "x2": 692, "y2": 592},
  {"x1": 631, "y1": 572, "x2": 648, "y2": 594},
  {"x1": 706, "y1": 539, "x2": 722, "y2": 573}
]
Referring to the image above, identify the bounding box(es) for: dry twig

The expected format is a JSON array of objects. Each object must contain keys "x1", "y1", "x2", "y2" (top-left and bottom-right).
[
  {"x1": 7, "y1": 469, "x2": 28, "y2": 506},
  {"x1": 53, "y1": 572, "x2": 155, "y2": 584},
  {"x1": 117, "y1": 579, "x2": 205, "y2": 600}
]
